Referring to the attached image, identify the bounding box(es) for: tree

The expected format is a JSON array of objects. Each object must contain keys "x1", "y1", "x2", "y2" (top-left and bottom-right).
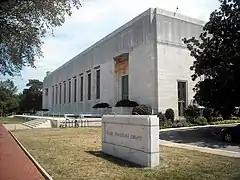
[
  {"x1": 183, "y1": 0, "x2": 240, "y2": 118},
  {"x1": 0, "y1": 79, "x2": 19, "y2": 116},
  {"x1": 20, "y1": 79, "x2": 43, "y2": 113},
  {"x1": 0, "y1": 0, "x2": 81, "y2": 76}
]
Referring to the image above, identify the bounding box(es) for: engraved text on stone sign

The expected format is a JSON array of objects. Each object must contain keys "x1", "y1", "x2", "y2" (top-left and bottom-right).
[{"x1": 107, "y1": 131, "x2": 142, "y2": 140}]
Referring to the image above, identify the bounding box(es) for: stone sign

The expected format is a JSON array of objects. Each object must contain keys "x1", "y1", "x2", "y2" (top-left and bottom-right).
[{"x1": 102, "y1": 115, "x2": 159, "y2": 168}]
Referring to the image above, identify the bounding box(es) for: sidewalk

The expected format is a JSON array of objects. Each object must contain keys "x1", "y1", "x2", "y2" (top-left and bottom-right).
[
  {"x1": 160, "y1": 140, "x2": 240, "y2": 158},
  {"x1": 3, "y1": 124, "x2": 30, "y2": 131},
  {"x1": 0, "y1": 123, "x2": 44, "y2": 180}
]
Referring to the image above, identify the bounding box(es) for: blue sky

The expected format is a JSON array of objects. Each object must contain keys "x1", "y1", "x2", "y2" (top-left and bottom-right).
[{"x1": 2, "y1": 0, "x2": 220, "y2": 92}]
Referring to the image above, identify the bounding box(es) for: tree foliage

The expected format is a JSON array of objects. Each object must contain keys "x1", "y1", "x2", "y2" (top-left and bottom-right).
[
  {"x1": 183, "y1": 0, "x2": 240, "y2": 118},
  {"x1": 0, "y1": 0, "x2": 81, "y2": 76},
  {"x1": 0, "y1": 79, "x2": 19, "y2": 115},
  {"x1": 20, "y1": 79, "x2": 43, "y2": 113},
  {"x1": 184, "y1": 105, "x2": 200, "y2": 123}
]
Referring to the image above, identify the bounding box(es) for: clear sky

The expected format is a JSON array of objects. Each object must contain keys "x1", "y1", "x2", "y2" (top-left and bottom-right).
[{"x1": 2, "y1": 0, "x2": 220, "y2": 92}]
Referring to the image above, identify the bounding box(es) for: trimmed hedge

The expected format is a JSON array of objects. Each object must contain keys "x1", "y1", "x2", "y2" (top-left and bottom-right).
[
  {"x1": 194, "y1": 116, "x2": 208, "y2": 125},
  {"x1": 115, "y1": 99, "x2": 139, "y2": 107},
  {"x1": 165, "y1": 108, "x2": 174, "y2": 123},
  {"x1": 211, "y1": 117, "x2": 223, "y2": 122},
  {"x1": 132, "y1": 104, "x2": 152, "y2": 115},
  {"x1": 210, "y1": 119, "x2": 240, "y2": 125},
  {"x1": 229, "y1": 116, "x2": 240, "y2": 120},
  {"x1": 159, "y1": 120, "x2": 191, "y2": 129},
  {"x1": 92, "y1": 103, "x2": 110, "y2": 109},
  {"x1": 159, "y1": 119, "x2": 173, "y2": 129},
  {"x1": 157, "y1": 112, "x2": 167, "y2": 122}
]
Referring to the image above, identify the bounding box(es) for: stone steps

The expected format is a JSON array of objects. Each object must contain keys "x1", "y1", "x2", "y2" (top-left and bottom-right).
[{"x1": 22, "y1": 119, "x2": 51, "y2": 129}]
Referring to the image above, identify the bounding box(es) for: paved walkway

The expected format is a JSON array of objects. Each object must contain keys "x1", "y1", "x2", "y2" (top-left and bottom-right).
[
  {"x1": 160, "y1": 139, "x2": 240, "y2": 158},
  {"x1": 3, "y1": 124, "x2": 30, "y2": 131},
  {"x1": 0, "y1": 123, "x2": 44, "y2": 180}
]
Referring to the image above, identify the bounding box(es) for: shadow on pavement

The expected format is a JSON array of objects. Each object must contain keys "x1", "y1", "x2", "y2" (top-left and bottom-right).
[{"x1": 159, "y1": 126, "x2": 240, "y2": 152}]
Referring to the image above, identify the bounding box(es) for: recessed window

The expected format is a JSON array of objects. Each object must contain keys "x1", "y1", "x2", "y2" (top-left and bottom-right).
[
  {"x1": 74, "y1": 78, "x2": 77, "y2": 102},
  {"x1": 59, "y1": 83, "x2": 62, "y2": 104},
  {"x1": 178, "y1": 81, "x2": 187, "y2": 117},
  {"x1": 96, "y1": 69, "x2": 100, "y2": 99},
  {"x1": 45, "y1": 88, "x2": 48, "y2": 96},
  {"x1": 55, "y1": 85, "x2": 58, "y2": 105},
  {"x1": 80, "y1": 76, "x2": 83, "y2": 101},
  {"x1": 68, "y1": 80, "x2": 71, "y2": 103},
  {"x1": 52, "y1": 86, "x2": 54, "y2": 106},
  {"x1": 122, "y1": 75, "x2": 129, "y2": 100},
  {"x1": 87, "y1": 73, "x2": 91, "y2": 100},
  {"x1": 63, "y1": 82, "x2": 66, "y2": 104}
]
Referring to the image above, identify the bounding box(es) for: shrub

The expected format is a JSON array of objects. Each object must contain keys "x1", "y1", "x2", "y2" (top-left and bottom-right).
[
  {"x1": 132, "y1": 104, "x2": 152, "y2": 115},
  {"x1": 157, "y1": 112, "x2": 167, "y2": 122},
  {"x1": 172, "y1": 119, "x2": 191, "y2": 128},
  {"x1": 115, "y1": 99, "x2": 139, "y2": 107},
  {"x1": 165, "y1": 108, "x2": 174, "y2": 123},
  {"x1": 210, "y1": 119, "x2": 240, "y2": 125},
  {"x1": 92, "y1": 103, "x2": 110, "y2": 109},
  {"x1": 236, "y1": 109, "x2": 240, "y2": 117},
  {"x1": 194, "y1": 116, "x2": 208, "y2": 125},
  {"x1": 159, "y1": 119, "x2": 173, "y2": 129},
  {"x1": 203, "y1": 108, "x2": 213, "y2": 123},
  {"x1": 230, "y1": 115, "x2": 239, "y2": 120},
  {"x1": 211, "y1": 116, "x2": 223, "y2": 122},
  {"x1": 184, "y1": 105, "x2": 200, "y2": 123},
  {"x1": 159, "y1": 118, "x2": 191, "y2": 129}
]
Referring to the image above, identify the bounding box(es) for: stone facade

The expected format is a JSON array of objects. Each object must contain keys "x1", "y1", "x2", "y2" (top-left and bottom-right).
[{"x1": 42, "y1": 8, "x2": 205, "y2": 117}]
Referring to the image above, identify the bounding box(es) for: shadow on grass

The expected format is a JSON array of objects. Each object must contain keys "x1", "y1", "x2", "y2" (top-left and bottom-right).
[{"x1": 85, "y1": 150, "x2": 143, "y2": 168}]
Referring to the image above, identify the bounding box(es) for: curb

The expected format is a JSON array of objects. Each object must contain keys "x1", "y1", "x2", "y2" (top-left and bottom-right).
[
  {"x1": 160, "y1": 140, "x2": 240, "y2": 158},
  {"x1": 159, "y1": 123, "x2": 239, "y2": 132},
  {"x1": 9, "y1": 131, "x2": 53, "y2": 180}
]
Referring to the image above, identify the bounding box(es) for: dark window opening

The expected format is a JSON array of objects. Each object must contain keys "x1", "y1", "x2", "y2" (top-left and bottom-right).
[
  {"x1": 45, "y1": 88, "x2": 48, "y2": 96},
  {"x1": 59, "y1": 84, "x2": 62, "y2": 104},
  {"x1": 74, "y1": 78, "x2": 77, "y2": 102},
  {"x1": 63, "y1": 82, "x2": 66, "y2": 104},
  {"x1": 68, "y1": 80, "x2": 71, "y2": 103},
  {"x1": 87, "y1": 73, "x2": 91, "y2": 100},
  {"x1": 55, "y1": 85, "x2": 58, "y2": 105},
  {"x1": 52, "y1": 86, "x2": 54, "y2": 106},
  {"x1": 122, "y1": 75, "x2": 129, "y2": 100},
  {"x1": 80, "y1": 76, "x2": 83, "y2": 101},
  {"x1": 178, "y1": 81, "x2": 187, "y2": 117},
  {"x1": 96, "y1": 69, "x2": 100, "y2": 99}
]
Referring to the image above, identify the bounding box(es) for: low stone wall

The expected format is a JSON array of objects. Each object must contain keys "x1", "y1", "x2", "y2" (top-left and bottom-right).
[
  {"x1": 14, "y1": 115, "x2": 102, "y2": 128},
  {"x1": 102, "y1": 115, "x2": 159, "y2": 168}
]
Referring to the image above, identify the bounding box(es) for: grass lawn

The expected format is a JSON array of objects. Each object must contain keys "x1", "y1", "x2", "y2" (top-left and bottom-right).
[
  {"x1": 13, "y1": 128, "x2": 240, "y2": 180},
  {"x1": 0, "y1": 117, "x2": 26, "y2": 124}
]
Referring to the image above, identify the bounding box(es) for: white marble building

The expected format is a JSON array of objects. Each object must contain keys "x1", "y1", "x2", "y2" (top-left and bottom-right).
[{"x1": 42, "y1": 8, "x2": 205, "y2": 117}]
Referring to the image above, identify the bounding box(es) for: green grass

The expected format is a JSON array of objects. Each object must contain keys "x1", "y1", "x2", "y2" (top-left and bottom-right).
[
  {"x1": 13, "y1": 128, "x2": 240, "y2": 180},
  {"x1": 0, "y1": 117, "x2": 27, "y2": 124}
]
